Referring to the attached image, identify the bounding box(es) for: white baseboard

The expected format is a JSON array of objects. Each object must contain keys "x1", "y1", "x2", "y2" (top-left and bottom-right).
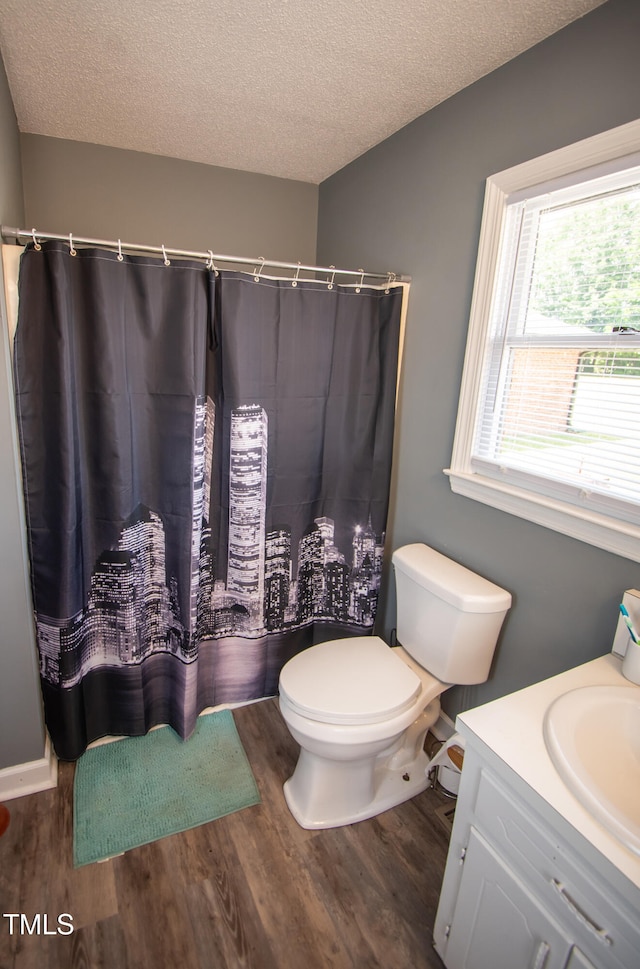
[
  {"x1": 0, "y1": 736, "x2": 58, "y2": 801},
  {"x1": 430, "y1": 710, "x2": 456, "y2": 743}
]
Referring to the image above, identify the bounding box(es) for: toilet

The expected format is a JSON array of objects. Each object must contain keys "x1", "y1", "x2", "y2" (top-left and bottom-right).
[{"x1": 278, "y1": 543, "x2": 511, "y2": 829}]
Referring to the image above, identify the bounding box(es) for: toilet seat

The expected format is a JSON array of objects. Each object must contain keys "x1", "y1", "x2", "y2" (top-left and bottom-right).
[{"x1": 279, "y1": 636, "x2": 421, "y2": 726}]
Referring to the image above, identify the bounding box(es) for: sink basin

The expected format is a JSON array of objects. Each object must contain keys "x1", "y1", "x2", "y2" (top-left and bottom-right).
[{"x1": 543, "y1": 684, "x2": 640, "y2": 855}]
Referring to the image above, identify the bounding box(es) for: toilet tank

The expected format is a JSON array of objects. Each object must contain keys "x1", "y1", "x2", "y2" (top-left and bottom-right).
[{"x1": 392, "y1": 544, "x2": 511, "y2": 685}]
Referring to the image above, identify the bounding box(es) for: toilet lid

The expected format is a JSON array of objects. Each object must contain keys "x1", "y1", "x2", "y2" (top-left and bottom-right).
[{"x1": 279, "y1": 636, "x2": 421, "y2": 725}]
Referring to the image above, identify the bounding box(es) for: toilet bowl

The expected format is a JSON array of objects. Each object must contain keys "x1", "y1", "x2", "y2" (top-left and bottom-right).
[
  {"x1": 278, "y1": 543, "x2": 511, "y2": 830},
  {"x1": 279, "y1": 637, "x2": 446, "y2": 829}
]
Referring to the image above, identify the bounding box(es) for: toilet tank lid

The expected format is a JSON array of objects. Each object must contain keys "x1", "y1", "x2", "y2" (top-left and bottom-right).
[{"x1": 392, "y1": 544, "x2": 512, "y2": 613}]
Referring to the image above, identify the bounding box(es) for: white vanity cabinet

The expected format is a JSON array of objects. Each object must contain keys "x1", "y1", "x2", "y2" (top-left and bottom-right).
[
  {"x1": 442, "y1": 825, "x2": 585, "y2": 969},
  {"x1": 433, "y1": 658, "x2": 640, "y2": 969}
]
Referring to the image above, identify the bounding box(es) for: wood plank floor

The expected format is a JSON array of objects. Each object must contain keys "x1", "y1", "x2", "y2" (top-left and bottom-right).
[{"x1": 0, "y1": 698, "x2": 452, "y2": 969}]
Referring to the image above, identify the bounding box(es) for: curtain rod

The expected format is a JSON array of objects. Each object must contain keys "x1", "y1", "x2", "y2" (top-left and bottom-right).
[{"x1": 1, "y1": 226, "x2": 410, "y2": 285}]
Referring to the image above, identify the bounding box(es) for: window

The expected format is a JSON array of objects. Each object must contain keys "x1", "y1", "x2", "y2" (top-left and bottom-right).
[{"x1": 447, "y1": 120, "x2": 640, "y2": 562}]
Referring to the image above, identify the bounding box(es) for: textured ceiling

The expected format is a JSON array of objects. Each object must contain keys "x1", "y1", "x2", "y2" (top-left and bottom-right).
[{"x1": 0, "y1": 0, "x2": 605, "y2": 184}]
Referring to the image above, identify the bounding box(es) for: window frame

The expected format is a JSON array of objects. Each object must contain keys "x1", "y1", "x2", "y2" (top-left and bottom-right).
[{"x1": 446, "y1": 119, "x2": 640, "y2": 563}]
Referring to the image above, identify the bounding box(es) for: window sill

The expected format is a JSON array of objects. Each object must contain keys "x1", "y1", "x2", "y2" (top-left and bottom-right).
[{"x1": 444, "y1": 468, "x2": 640, "y2": 563}]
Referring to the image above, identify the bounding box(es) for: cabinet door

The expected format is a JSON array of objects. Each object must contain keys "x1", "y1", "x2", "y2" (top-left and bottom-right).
[
  {"x1": 565, "y1": 950, "x2": 598, "y2": 969},
  {"x1": 444, "y1": 827, "x2": 572, "y2": 969}
]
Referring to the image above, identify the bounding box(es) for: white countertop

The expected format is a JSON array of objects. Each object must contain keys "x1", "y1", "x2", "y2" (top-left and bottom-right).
[{"x1": 457, "y1": 653, "x2": 640, "y2": 892}]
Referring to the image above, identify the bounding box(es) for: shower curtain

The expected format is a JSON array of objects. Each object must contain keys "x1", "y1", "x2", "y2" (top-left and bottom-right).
[{"x1": 13, "y1": 241, "x2": 404, "y2": 760}]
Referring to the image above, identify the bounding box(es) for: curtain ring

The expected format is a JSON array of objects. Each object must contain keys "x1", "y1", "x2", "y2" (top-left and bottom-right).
[
  {"x1": 327, "y1": 266, "x2": 336, "y2": 291},
  {"x1": 206, "y1": 250, "x2": 218, "y2": 275},
  {"x1": 385, "y1": 272, "x2": 396, "y2": 294},
  {"x1": 117, "y1": 239, "x2": 124, "y2": 262},
  {"x1": 253, "y1": 257, "x2": 265, "y2": 282},
  {"x1": 162, "y1": 245, "x2": 170, "y2": 266},
  {"x1": 291, "y1": 262, "x2": 301, "y2": 288},
  {"x1": 69, "y1": 233, "x2": 77, "y2": 256},
  {"x1": 31, "y1": 228, "x2": 41, "y2": 251},
  {"x1": 355, "y1": 269, "x2": 364, "y2": 293}
]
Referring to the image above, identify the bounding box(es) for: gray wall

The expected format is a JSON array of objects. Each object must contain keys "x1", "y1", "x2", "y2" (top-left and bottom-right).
[
  {"x1": 0, "y1": 54, "x2": 46, "y2": 769},
  {"x1": 20, "y1": 135, "x2": 318, "y2": 264},
  {"x1": 318, "y1": 0, "x2": 640, "y2": 718}
]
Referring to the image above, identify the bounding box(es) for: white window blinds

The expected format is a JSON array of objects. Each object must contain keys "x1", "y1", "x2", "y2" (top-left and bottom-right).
[{"x1": 472, "y1": 167, "x2": 640, "y2": 525}]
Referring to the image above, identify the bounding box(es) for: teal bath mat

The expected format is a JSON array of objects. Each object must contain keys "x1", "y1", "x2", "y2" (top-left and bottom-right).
[{"x1": 73, "y1": 710, "x2": 260, "y2": 867}]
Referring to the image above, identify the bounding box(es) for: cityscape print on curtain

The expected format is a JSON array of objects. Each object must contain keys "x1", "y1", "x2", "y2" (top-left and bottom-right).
[{"x1": 14, "y1": 242, "x2": 404, "y2": 759}]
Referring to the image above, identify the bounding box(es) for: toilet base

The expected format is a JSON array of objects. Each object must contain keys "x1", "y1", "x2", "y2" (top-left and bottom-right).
[{"x1": 283, "y1": 748, "x2": 431, "y2": 830}]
